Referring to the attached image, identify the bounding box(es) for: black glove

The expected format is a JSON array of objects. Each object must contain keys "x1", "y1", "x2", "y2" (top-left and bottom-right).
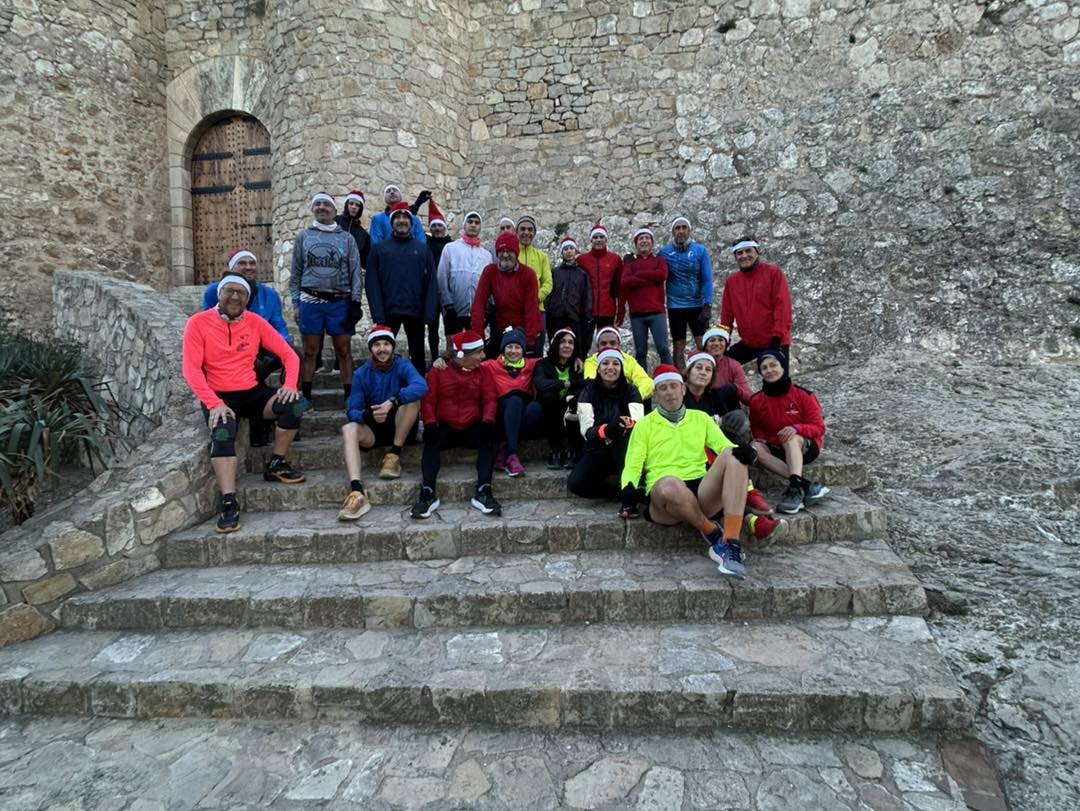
[
  {"x1": 347, "y1": 301, "x2": 364, "y2": 328},
  {"x1": 769, "y1": 336, "x2": 782, "y2": 351},
  {"x1": 413, "y1": 190, "x2": 432, "y2": 207},
  {"x1": 732, "y1": 443, "x2": 757, "y2": 466},
  {"x1": 604, "y1": 418, "x2": 626, "y2": 440}
]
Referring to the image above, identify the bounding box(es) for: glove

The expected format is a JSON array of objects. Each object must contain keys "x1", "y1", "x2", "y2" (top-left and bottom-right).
[
  {"x1": 347, "y1": 301, "x2": 364, "y2": 328},
  {"x1": 698, "y1": 305, "x2": 712, "y2": 333},
  {"x1": 732, "y1": 443, "x2": 757, "y2": 466},
  {"x1": 769, "y1": 336, "x2": 782, "y2": 351},
  {"x1": 413, "y1": 190, "x2": 432, "y2": 207},
  {"x1": 599, "y1": 419, "x2": 625, "y2": 441},
  {"x1": 618, "y1": 484, "x2": 642, "y2": 520}
]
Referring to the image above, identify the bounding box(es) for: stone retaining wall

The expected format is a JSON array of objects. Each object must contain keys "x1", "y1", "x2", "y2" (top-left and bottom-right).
[{"x1": 0, "y1": 271, "x2": 219, "y2": 647}]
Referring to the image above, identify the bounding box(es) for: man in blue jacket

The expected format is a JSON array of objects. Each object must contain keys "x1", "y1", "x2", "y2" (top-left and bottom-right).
[
  {"x1": 338, "y1": 325, "x2": 428, "y2": 520},
  {"x1": 658, "y1": 216, "x2": 714, "y2": 371},
  {"x1": 369, "y1": 184, "x2": 429, "y2": 245},
  {"x1": 366, "y1": 202, "x2": 439, "y2": 376}
]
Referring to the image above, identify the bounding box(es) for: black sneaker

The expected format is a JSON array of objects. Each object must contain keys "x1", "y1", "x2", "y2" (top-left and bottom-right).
[
  {"x1": 470, "y1": 484, "x2": 502, "y2": 516},
  {"x1": 561, "y1": 449, "x2": 577, "y2": 469},
  {"x1": 776, "y1": 483, "x2": 805, "y2": 514},
  {"x1": 216, "y1": 496, "x2": 240, "y2": 533},
  {"x1": 546, "y1": 450, "x2": 562, "y2": 470},
  {"x1": 263, "y1": 457, "x2": 306, "y2": 484},
  {"x1": 410, "y1": 486, "x2": 441, "y2": 519},
  {"x1": 803, "y1": 481, "x2": 831, "y2": 505}
]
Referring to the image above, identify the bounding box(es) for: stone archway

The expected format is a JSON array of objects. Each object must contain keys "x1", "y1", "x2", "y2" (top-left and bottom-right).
[{"x1": 165, "y1": 56, "x2": 272, "y2": 287}]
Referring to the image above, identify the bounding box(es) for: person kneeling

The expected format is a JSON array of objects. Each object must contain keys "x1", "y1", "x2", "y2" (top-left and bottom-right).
[
  {"x1": 621, "y1": 365, "x2": 758, "y2": 579},
  {"x1": 568, "y1": 349, "x2": 644, "y2": 502},
  {"x1": 412, "y1": 331, "x2": 501, "y2": 518},
  {"x1": 182, "y1": 274, "x2": 310, "y2": 534},
  {"x1": 749, "y1": 350, "x2": 830, "y2": 515},
  {"x1": 338, "y1": 325, "x2": 427, "y2": 520}
]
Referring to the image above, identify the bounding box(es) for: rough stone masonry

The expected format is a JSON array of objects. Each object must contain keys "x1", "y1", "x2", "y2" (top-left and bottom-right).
[{"x1": 1, "y1": 0, "x2": 1076, "y2": 362}]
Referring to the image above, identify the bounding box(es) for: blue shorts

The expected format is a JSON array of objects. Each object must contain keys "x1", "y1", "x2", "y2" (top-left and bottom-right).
[{"x1": 299, "y1": 299, "x2": 352, "y2": 336}]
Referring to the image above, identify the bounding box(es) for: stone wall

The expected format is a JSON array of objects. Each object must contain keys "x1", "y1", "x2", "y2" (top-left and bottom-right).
[
  {"x1": 0, "y1": 0, "x2": 168, "y2": 332},
  {"x1": 0, "y1": 271, "x2": 220, "y2": 647},
  {"x1": 462, "y1": 0, "x2": 1080, "y2": 361}
]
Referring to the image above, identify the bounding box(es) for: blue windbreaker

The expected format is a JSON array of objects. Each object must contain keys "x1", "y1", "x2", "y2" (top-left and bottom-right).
[
  {"x1": 658, "y1": 240, "x2": 713, "y2": 308},
  {"x1": 346, "y1": 356, "x2": 429, "y2": 424}
]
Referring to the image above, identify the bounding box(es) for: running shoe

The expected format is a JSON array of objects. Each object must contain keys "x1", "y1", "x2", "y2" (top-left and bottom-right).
[
  {"x1": 803, "y1": 481, "x2": 831, "y2": 505},
  {"x1": 505, "y1": 453, "x2": 525, "y2": 477},
  {"x1": 410, "y1": 486, "x2": 440, "y2": 519},
  {"x1": 263, "y1": 457, "x2": 306, "y2": 484},
  {"x1": 776, "y1": 483, "x2": 805, "y2": 514},
  {"x1": 471, "y1": 484, "x2": 502, "y2": 515},
  {"x1": 747, "y1": 514, "x2": 786, "y2": 549},
  {"x1": 379, "y1": 452, "x2": 402, "y2": 480},
  {"x1": 745, "y1": 485, "x2": 774, "y2": 516},
  {"x1": 546, "y1": 450, "x2": 562, "y2": 470},
  {"x1": 338, "y1": 489, "x2": 371, "y2": 521},
  {"x1": 708, "y1": 539, "x2": 746, "y2": 579},
  {"x1": 216, "y1": 495, "x2": 240, "y2": 533}
]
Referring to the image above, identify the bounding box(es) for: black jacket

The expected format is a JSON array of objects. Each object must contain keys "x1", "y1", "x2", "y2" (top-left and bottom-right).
[
  {"x1": 545, "y1": 262, "x2": 593, "y2": 323},
  {"x1": 533, "y1": 358, "x2": 586, "y2": 406},
  {"x1": 335, "y1": 213, "x2": 371, "y2": 269},
  {"x1": 578, "y1": 377, "x2": 641, "y2": 446},
  {"x1": 366, "y1": 235, "x2": 438, "y2": 324}
]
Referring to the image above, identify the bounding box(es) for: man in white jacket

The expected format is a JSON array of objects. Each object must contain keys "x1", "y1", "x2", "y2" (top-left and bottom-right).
[{"x1": 437, "y1": 211, "x2": 491, "y2": 337}]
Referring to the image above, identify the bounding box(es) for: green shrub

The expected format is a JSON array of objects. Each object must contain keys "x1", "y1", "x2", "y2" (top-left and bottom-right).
[{"x1": 0, "y1": 322, "x2": 128, "y2": 524}]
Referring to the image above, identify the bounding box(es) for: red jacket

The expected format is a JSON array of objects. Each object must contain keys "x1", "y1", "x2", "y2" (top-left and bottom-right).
[
  {"x1": 470, "y1": 263, "x2": 542, "y2": 345},
  {"x1": 615, "y1": 254, "x2": 667, "y2": 322},
  {"x1": 421, "y1": 361, "x2": 497, "y2": 430},
  {"x1": 711, "y1": 354, "x2": 752, "y2": 405},
  {"x1": 749, "y1": 382, "x2": 825, "y2": 448},
  {"x1": 482, "y1": 358, "x2": 538, "y2": 400},
  {"x1": 719, "y1": 261, "x2": 792, "y2": 348},
  {"x1": 577, "y1": 248, "x2": 622, "y2": 319},
  {"x1": 182, "y1": 308, "x2": 299, "y2": 410}
]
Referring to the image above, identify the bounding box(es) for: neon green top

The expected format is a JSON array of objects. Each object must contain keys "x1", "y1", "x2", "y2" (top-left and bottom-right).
[{"x1": 621, "y1": 409, "x2": 734, "y2": 493}]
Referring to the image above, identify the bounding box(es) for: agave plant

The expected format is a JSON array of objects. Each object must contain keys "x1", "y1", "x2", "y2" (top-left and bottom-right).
[{"x1": 0, "y1": 322, "x2": 128, "y2": 524}]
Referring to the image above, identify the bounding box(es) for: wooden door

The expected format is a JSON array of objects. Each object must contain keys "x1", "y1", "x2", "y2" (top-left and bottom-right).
[{"x1": 191, "y1": 115, "x2": 273, "y2": 285}]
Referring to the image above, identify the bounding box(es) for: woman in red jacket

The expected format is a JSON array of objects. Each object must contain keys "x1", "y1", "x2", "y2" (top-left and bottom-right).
[
  {"x1": 748, "y1": 350, "x2": 830, "y2": 515},
  {"x1": 616, "y1": 227, "x2": 671, "y2": 370},
  {"x1": 483, "y1": 328, "x2": 542, "y2": 477}
]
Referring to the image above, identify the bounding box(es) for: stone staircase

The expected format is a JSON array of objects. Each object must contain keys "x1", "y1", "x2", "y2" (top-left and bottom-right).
[{"x1": 0, "y1": 379, "x2": 971, "y2": 739}]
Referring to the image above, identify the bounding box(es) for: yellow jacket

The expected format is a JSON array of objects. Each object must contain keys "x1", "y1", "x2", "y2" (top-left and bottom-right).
[
  {"x1": 621, "y1": 409, "x2": 734, "y2": 493},
  {"x1": 584, "y1": 351, "x2": 654, "y2": 399},
  {"x1": 519, "y1": 245, "x2": 553, "y2": 311}
]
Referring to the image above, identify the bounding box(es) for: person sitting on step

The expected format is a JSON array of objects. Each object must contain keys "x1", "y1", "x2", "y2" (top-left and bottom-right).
[
  {"x1": 567, "y1": 349, "x2": 644, "y2": 503},
  {"x1": 182, "y1": 273, "x2": 309, "y2": 534},
  {"x1": 583, "y1": 326, "x2": 653, "y2": 401},
  {"x1": 533, "y1": 327, "x2": 586, "y2": 470},
  {"x1": 749, "y1": 350, "x2": 830, "y2": 515},
  {"x1": 619, "y1": 365, "x2": 759, "y2": 579},
  {"x1": 338, "y1": 325, "x2": 428, "y2": 521},
  {"x1": 412, "y1": 330, "x2": 501, "y2": 519},
  {"x1": 684, "y1": 352, "x2": 784, "y2": 547},
  {"x1": 701, "y1": 326, "x2": 752, "y2": 414},
  {"x1": 483, "y1": 328, "x2": 542, "y2": 478}
]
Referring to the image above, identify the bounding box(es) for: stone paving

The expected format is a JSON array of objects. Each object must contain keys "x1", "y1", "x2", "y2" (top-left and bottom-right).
[
  {"x1": 63, "y1": 541, "x2": 925, "y2": 632},
  {"x1": 0, "y1": 715, "x2": 985, "y2": 810}
]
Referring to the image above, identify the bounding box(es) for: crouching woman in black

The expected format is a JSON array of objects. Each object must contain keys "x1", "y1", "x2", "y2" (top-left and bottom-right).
[
  {"x1": 534, "y1": 327, "x2": 586, "y2": 469},
  {"x1": 567, "y1": 348, "x2": 645, "y2": 500}
]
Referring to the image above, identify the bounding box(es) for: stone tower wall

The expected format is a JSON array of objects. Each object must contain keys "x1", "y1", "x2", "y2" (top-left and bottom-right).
[
  {"x1": 462, "y1": 0, "x2": 1080, "y2": 360},
  {"x1": 0, "y1": 0, "x2": 168, "y2": 330}
]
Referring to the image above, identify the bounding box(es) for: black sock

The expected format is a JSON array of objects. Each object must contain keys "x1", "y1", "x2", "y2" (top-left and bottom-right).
[
  {"x1": 271, "y1": 454, "x2": 284, "y2": 464},
  {"x1": 350, "y1": 479, "x2": 363, "y2": 493},
  {"x1": 301, "y1": 381, "x2": 313, "y2": 400},
  {"x1": 391, "y1": 444, "x2": 403, "y2": 455},
  {"x1": 221, "y1": 491, "x2": 237, "y2": 502},
  {"x1": 789, "y1": 474, "x2": 804, "y2": 489},
  {"x1": 344, "y1": 383, "x2": 352, "y2": 399}
]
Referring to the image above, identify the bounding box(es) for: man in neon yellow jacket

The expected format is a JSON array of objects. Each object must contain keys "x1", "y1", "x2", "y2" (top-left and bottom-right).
[
  {"x1": 583, "y1": 326, "x2": 653, "y2": 400},
  {"x1": 516, "y1": 215, "x2": 553, "y2": 353},
  {"x1": 620, "y1": 365, "x2": 758, "y2": 579}
]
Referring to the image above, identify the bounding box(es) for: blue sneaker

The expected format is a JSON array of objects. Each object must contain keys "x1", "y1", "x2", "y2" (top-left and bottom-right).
[{"x1": 708, "y1": 539, "x2": 746, "y2": 579}]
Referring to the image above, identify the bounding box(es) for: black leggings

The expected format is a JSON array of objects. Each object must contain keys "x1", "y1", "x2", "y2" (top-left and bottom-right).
[
  {"x1": 387, "y1": 315, "x2": 427, "y2": 376},
  {"x1": 541, "y1": 400, "x2": 582, "y2": 454},
  {"x1": 421, "y1": 423, "x2": 494, "y2": 490},
  {"x1": 567, "y1": 441, "x2": 628, "y2": 500}
]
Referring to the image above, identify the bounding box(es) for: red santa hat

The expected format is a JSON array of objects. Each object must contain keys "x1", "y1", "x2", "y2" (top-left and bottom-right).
[
  {"x1": 388, "y1": 201, "x2": 412, "y2": 221},
  {"x1": 451, "y1": 330, "x2": 485, "y2": 358},
  {"x1": 685, "y1": 352, "x2": 715, "y2": 370},
  {"x1": 366, "y1": 325, "x2": 396, "y2": 348},
  {"x1": 559, "y1": 236, "x2": 577, "y2": 252},
  {"x1": 702, "y1": 326, "x2": 730, "y2": 345},
  {"x1": 427, "y1": 198, "x2": 446, "y2": 228},
  {"x1": 383, "y1": 183, "x2": 401, "y2": 197},
  {"x1": 494, "y1": 231, "x2": 520, "y2": 255},
  {"x1": 590, "y1": 223, "x2": 607, "y2": 239},
  {"x1": 227, "y1": 248, "x2": 256, "y2": 270},
  {"x1": 594, "y1": 326, "x2": 621, "y2": 345},
  {"x1": 344, "y1": 189, "x2": 365, "y2": 208},
  {"x1": 652, "y1": 364, "x2": 684, "y2": 386},
  {"x1": 632, "y1": 227, "x2": 654, "y2": 245}
]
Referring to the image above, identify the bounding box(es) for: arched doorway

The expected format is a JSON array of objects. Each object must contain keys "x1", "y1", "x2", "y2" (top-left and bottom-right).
[{"x1": 191, "y1": 114, "x2": 272, "y2": 285}]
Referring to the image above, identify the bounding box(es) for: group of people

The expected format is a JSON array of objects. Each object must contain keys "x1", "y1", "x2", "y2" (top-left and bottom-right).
[{"x1": 181, "y1": 185, "x2": 831, "y2": 579}]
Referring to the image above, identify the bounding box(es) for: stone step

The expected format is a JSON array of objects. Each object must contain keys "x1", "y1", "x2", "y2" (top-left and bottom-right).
[
  {"x1": 257, "y1": 435, "x2": 554, "y2": 472},
  {"x1": 260, "y1": 434, "x2": 868, "y2": 490},
  {"x1": 167, "y1": 490, "x2": 885, "y2": 568},
  {"x1": 62, "y1": 541, "x2": 926, "y2": 633},
  {"x1": 0, "y1": 617, "x2": 971, "y2": 732}
]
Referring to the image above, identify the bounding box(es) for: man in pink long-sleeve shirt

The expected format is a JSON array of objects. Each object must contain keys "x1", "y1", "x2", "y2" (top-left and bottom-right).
[{"x1": 182, "y1": 273, "x2": 310, "y2": 533}]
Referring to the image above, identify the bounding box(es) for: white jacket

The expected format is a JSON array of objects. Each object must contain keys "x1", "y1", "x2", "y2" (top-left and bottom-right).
[{"x1": 438, "y1": 239, "x2": 492, "y2": 316}]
